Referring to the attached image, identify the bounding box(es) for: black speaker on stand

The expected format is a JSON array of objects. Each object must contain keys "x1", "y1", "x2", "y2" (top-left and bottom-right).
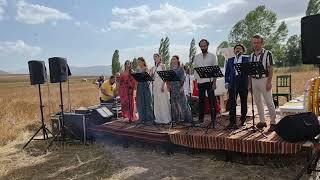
[
  {"x1": 23, "y1": 60, "x2": 52, "y2": 149},
  {"x1": 47, "y1": 57, "x2": 71, "y2": 149},
  {"x1": 301, "y1": 14, "x2": 320, "y2": 74}
]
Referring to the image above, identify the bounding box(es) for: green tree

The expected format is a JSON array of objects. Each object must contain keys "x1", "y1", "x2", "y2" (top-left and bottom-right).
[
  {"x1": 111, "y1": 49, "x2": 121, "y2": 74},
  {"x1": 306, "y1": 0, "x2": 320, "y2": 16},
  {"x1": 216, "y1": 41, "x2": 229, "y2": 67},
  {"x1": 285, "y1": 35, "x2": 302, "y2": 66},
  {"x1": 228, "y1": 5, "x2": 288, "y2": 61},
  {"x1": 189, "y1": 38, "x2": 196, "y2": 64},
  {"x1": 273, "y1": 44, "x2": 287, "y2": 67},
  {"x1": 132, "y1": 57, "x2": 138, "y2": 71},
  {"x1": 159, "y1": 37, "x2": 170, "y2": 68}
]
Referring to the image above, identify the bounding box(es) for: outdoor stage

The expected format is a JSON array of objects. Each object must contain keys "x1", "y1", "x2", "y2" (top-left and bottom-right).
[{"x1": 90, "y1": 115, "x2": 307, "y2": 155}]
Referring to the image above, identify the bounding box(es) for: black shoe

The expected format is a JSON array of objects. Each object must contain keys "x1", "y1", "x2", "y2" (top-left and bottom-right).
[
  {"x1": 256, "y1": 122, "x2": 267, "y2": 129},
  {"x1": 240, "y1": 118, "x2": 247, "y2": 126}
]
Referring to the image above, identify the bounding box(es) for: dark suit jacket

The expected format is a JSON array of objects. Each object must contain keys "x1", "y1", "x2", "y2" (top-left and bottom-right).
[{"x1": 224, "y1": 55, "x2": 250, "y2": 89}]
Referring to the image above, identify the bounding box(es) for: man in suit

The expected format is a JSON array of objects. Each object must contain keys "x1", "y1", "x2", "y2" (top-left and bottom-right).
[{"x1": 225, "y1": 43, "x2": 249, "y2": 129}]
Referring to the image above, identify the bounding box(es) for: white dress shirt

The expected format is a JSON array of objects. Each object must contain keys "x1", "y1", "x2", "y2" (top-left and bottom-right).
[{"x1": 193, "y1": 52, "x2": 218, "y2": 84}]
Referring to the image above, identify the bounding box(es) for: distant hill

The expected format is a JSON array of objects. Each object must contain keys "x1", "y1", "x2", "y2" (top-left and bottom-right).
[
  {"x1": 9, "y1": 65, "x2": 112, "y2": 76},
  {"x1": 0, "y1": 69, "x2": 9, "y2": 75},
  {"x1": 70, "y1": 65, "x2": 112, "y2": 76}
]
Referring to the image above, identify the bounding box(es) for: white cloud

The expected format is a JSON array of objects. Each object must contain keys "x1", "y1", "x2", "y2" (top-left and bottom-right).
[
  {"x1": 109, "y1": 1, "x2": 245, "y2": 34},
  {"x1": 279, "y1": 14, "x2": 304, "y2": 27},
  {"x1": 16, "y1": 0, "x2": 72, "y2": 24},
  {"x1": 0, "y1": 40, "x2": 42, "y2": 56},
  {"x1": 119, "y1": 43, "x2": 218, "y2": 66},
  {"x1": 0, "y1": 0, "x2": 7, "y2": 20}
]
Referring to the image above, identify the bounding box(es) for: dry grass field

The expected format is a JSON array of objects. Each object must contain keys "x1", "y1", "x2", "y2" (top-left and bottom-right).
[
  {"x1": 0, "y1": 66, "x2": 319, "y2": 179},
  {"x1": 0, "y1": 75, "x2": 100, "y2": 145}
]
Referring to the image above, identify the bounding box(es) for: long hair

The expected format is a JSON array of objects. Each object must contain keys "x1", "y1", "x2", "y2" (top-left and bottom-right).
[
  {"x1": 153, "y1": 53, "x2": 162, "y2": 67},
  {"x1": 172, "y1": 55, "x2": 180, "y2": 67},
  {"x1": 138, "y1": 57, "x2": 147, "y2": 68},
  {"x1": 124, "y1": 60, "x2": 133, "y2": 74}
]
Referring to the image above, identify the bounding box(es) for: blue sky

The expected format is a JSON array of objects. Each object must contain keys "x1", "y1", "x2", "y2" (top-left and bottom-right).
[{"x1": 0, "y1": 0, "x2": 308, "y2": 72}]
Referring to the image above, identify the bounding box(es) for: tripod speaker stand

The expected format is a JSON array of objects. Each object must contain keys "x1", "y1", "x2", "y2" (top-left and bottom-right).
[
  {"x1": 47, "y1": 57, "x2": 71, "y2": 149},
  {"x1": 23, "y1": 60, "x2": 52, "y2": 149}
]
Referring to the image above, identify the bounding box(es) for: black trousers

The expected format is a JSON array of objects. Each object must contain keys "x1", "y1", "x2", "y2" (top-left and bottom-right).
[
  {"x1": 198, "y1": 82, "x2": 216, "y2": 122},
  {"x1": 229, "y1": 78, "x2": 248, "y2": 124}
]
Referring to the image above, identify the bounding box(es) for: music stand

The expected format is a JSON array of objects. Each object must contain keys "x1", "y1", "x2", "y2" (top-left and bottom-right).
[
  {"x1": 193, "y1": 66, "x2": 224, "y2": 133},
  {"x1": 131, "y1": 72, "x2": 158, "y2": 129},
  {"x1": 157, "y1": 70, "x2": 182, "y2": 129},
  {"x1": 231, "y1": 61, "x2": 267, "y2": 138}
]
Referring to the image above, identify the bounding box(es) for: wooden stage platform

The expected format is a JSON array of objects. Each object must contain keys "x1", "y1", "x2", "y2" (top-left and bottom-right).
[{"x1": 90, "y1": 115, "x2": 306, "y2": 155}]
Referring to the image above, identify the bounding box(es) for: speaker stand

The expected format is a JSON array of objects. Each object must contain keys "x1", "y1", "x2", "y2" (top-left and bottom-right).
[
  {"x1": 47, "y1": 82, "x2": 66, "y2": 149},
  {"x1": 23, "y1": 84, "x2": 52, "y2": 149}
]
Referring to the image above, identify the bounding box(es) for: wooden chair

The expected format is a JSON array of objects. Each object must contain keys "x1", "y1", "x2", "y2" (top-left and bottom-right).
[{"x1": 273, "y1": 75, "x2": 292, "y2": 107}]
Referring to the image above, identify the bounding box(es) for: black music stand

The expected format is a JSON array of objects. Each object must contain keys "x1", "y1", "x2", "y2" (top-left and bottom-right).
[
  {"x1": 193, "y1": 65, "x2": 224, "y2": 134},
  {"x1": 157, "y1": 70, "x2": 182, "y2": 129},
  {"x1": 231, "y1": 61, "x2": 267, "y2": 138},
  {"x1": 131, "y1": 72, "x2": 158, "y2": 129}
]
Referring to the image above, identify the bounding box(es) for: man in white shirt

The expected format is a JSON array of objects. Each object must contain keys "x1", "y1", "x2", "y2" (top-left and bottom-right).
[
  {"x1": 194, "y1": 39, "x2": 218, "y2": 126},
  {"x1": 249, "y1": 34, "x2": 276, "y2": 132}
]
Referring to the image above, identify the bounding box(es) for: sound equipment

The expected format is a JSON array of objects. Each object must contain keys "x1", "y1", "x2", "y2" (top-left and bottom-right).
[
  {"x1": 51, "y1": 113, "x2": 88, "y2": 142},
  {"x1": 74, "y1": 105, "x2": 113, "y2": 126},
  {"x1": 48, "y1": 57, "x2": 71, "y2": 83},
  {"x1": 28, "y1": 60, "x2": 47, "y2": 85},
  {"x1": 301, "y1": 14, "x2": 320, "y2": 64},
  {"x1": 47, "y1": 57, "x2": 72, "y2": 149},
  {"x1": 24, "y1": 60, "x2": 52, "y2": 149},
  {"x1": 275, "y1": 112, "x2": 320, "y2": 143}
]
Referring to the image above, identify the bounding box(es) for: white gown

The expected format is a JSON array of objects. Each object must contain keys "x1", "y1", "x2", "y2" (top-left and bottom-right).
[{"x1": 151, "y1": 64, "x2": 172, "y2": 124}]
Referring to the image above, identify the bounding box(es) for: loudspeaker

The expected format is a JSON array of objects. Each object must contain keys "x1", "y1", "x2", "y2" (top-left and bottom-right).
[
  {"x1": 275, "y1": 112, "x2": 320, "y2": 142},
  {"x1": 63, "y1": 113, "x2": 88, "y2": 142},
  {"x1": 28, "y1": 60, "x2": 47, "y2": 85},
  {"x1": 301, "y1": 14, "x2": 320, "y2": 64},
  {"x1": 48, "y1": 57, "x2": 71, "y2": 83},
  {"x1": 74, "y1": 105, "x2": 113, "y2": 126}
]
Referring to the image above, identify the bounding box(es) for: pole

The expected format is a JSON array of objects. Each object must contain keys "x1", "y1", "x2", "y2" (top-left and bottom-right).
[{"x1": 38, "y1": 84, "x2": 46, "y2": 140}]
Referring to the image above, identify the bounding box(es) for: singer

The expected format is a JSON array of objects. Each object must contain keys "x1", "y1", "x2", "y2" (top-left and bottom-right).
[{"x1": 224, "y1": 43, "x2": 249, "y2": 129}]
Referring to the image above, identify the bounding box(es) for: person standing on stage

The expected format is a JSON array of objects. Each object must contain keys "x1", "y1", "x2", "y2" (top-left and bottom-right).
[
  {"x1": 194, "y1": 39, "x2": 218, "y2": 126},
  {"x1": 150, "y1": 53, "x2": 172, "y2": 124},
  {"x1": 249, "y1": 34, "x2": 276, "y2": 132},
  {"x1": 167, "y1": 55, "x2": 192, "y2": 123},
  {"x1": 136, "y1": 57, "x2": 154, "y2": 123},
  {"x1": 224, "y1": 43, "x2": 249, "y2": 129},
  {"x1": 119, "y1": 60, "x2": 137, "y2": 121}
]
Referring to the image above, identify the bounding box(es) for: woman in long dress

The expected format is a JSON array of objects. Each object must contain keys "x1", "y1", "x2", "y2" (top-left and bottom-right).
[
  {"x1": 136, "y1": 57, "x2": 154, "y2": 122},
  {"x1": 119, "y1": 60, "x2": 137, "y2": 121},
  {"x1": 167, "y1": 55, "x2": 192, "y2": 123},
  {"x1": 150, "y1": 53, "x2": 172, "y2": 124}
]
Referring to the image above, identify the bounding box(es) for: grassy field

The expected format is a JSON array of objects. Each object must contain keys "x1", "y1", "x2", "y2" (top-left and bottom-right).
[{"x1": 0, "y1": 75, "x2": 100, "y2": 145}]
